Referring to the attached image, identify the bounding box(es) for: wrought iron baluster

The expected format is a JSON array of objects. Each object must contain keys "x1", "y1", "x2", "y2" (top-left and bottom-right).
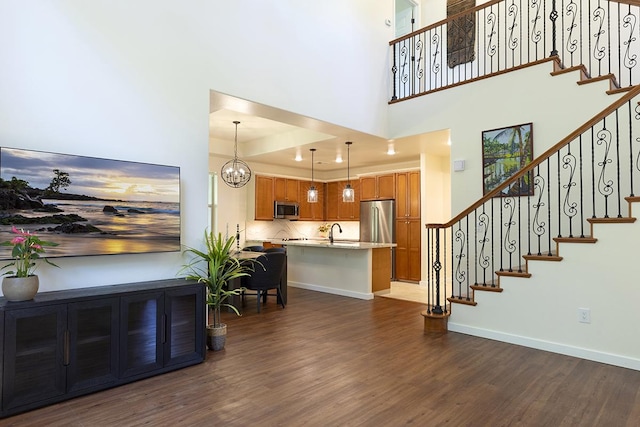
[
  {"x1": 593, "y1": 2, "x2": 606, "y2": 77},
  {"x1": 491, "y1": 198, "x2": 496, "y2": 287},
  {"x1": 503, "y1": 197, "x2": 517, "y2": 271},
  {"x1": 566, "y1": 0, "x2": 578, "y2": 65},
  {"x1": 557, "y1": 151, "x2": 562, "y2": 236},
  {"x1": 453, "y1": 222, "x2": 465, "y2": 299},
  {"x1": 596, "y1": 119, "x2": 613, "y2": 218},
  {"x1": 579, "y1": 134, "x2": 585, "y2": 237},
  {"x1": 615, "y1": 108, "x2": 622, "y2": 218},
  {"x1": 391, "y1": 43, "x2": 398, "y2": 101},
  {"x1": 562, "y1": 143, "x2": 578, "y2": 237},
  {"x1": 532, "y1": 166, "x2": 546, "y2": 255},
  {"x1": 591, "y1": 126, "x2": 597, "y2": 218},
  {"x1": 550, "y1": 0, "x2": 559, "y2": 56},
  {"x1": 622, "y1": 6, "x2": 637, "y2": 87}
]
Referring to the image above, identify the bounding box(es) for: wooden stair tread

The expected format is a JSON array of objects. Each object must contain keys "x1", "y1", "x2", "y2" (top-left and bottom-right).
[
  {"x1": 551, "y1": 64, "x2": 589, "y2": 79},
  {"x1": 577, "y1": 73, "x2": 619, "y2": 90},
  {"x1": 553, "y1": 236, "x2": 597, "y2": 243},
  {"x1": 471, "y1": 284, "x2": 503, "y2": 293},
  {"x1": 524, "y1": 254, "x2": 563, "y2": 261},
  {"x1": 607, "y1": 86, "x2": 637, "y2": 95},
  {"x1": 496, "y1": 270, "x2": 532, "y2": 278},
  {"x1": 587, "y1": 217, "x2": 636, "y2": 224},
  {"x1": 447, "y1": 296, "x2": 477, "y2": 306},
  {"x1": 625, "y1": 196, "x2": 640, "y2": 203}
]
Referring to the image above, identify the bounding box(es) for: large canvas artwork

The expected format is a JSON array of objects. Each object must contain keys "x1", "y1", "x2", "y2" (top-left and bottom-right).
[
  {"x1": 0, "y1": 147, "x2": 180, "y2": 259},
  {"x1": 482, "y1": 123, "x2": 533, "y2": 196}
]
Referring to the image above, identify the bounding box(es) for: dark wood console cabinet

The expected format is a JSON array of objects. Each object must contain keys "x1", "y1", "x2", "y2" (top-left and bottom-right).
[{"x1": 0, "y1": 279, "x2": 205, "y2": 418}]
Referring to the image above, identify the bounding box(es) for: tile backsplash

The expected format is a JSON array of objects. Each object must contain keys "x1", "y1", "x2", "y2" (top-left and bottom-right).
[{"x1": 243, "y1": 220, "x2": 360, "y2": 243}]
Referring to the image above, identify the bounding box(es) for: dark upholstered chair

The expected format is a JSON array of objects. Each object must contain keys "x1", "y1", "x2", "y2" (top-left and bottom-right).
[
  {"x1": 241, "y1": 252, "x2": 286, "y2": 313},
  {"x1": 242, "y1": 245, "x2": 265, "y2": 252},
  {"x1": 264, "y1": 247, "x2": 286, "y2": 253}
]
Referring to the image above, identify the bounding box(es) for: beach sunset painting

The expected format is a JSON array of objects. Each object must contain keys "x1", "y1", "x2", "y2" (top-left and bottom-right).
[{"x1": 0, "y1": 147, "x2": 180, "y2": 260}]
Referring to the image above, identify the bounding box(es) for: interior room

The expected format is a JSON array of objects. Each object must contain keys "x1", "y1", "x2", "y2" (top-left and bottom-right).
[{"x1": 2, "y1": 0, "x2": 640, "y2": 424}]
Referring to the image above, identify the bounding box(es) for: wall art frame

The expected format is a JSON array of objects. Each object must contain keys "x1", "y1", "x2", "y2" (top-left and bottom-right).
[
  {"x1": 0, "y1": 147, "x2": 181, "y2": 260},
  {"x1": 482, "y1": 122, "x2": 533, "y2": 196}
]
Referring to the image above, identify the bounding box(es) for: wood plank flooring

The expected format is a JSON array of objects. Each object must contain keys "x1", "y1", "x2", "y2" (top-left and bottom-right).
[{"x1": 4, "y1": 287, "x2": 640, "y2": 426}]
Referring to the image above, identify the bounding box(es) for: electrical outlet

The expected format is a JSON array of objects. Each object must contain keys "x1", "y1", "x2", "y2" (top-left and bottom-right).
[{"x1": 578, "y1": 308, "x2": 591, "y2": 324}]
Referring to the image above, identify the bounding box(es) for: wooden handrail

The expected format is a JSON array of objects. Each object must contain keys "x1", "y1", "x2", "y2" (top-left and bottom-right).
[
  {"x1": 426, "y1": 84, "x2": 640, "y2": 229},
  {"x1": 390, "y1": 0, "x2": 640, "y2": 45},
  {"x1": 389, "y1": 0, "x2": 503, "y2": 45}
]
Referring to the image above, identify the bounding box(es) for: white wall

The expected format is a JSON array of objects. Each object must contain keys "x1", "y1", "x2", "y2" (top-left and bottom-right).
[
  {"x1": 1, "y1": 1, "x2": 392, "y2": 292},
  {"x1": 449, "y1": 219, "x2": 640, "y2": 370}
]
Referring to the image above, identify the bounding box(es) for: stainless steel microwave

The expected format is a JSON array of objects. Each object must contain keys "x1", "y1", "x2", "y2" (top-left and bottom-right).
[{"x1": 274, "y1": 201, "x2": 299, "y2": 220}]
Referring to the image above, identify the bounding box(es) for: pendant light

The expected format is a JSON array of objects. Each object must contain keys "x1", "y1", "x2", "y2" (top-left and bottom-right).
[
  {"x1": 342, "y1": 141, "x2": 354, "y2": 202},
  {"x1": 307, "y1": 148, "x2": 318, "y2": 203},
  {"x1": 221, "y1": 121, "x2": 252, "y2": 188}
]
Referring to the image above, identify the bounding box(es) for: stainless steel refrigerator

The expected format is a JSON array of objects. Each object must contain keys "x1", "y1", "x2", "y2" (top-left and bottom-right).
[{"x1": 360, "y1": 200, "x2": 396, "y2": 279}]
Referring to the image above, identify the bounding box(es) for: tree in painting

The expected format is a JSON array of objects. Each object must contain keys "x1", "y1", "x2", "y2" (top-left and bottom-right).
[{"x1": 482, "y1": 123, "x2": 533, "y2": 196}]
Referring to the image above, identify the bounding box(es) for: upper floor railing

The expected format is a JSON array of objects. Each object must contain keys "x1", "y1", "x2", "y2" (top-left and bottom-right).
[{"x1": 390, "y1": 0, "x2": 640, "y2": 102}]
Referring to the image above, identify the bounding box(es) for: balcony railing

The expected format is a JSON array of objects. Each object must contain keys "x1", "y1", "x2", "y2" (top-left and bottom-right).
[{"x1": 390, "y1": 0, "x2": 640, "y2": 102}]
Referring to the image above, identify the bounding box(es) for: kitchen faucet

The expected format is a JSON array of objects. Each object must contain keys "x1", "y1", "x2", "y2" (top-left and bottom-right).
[{"x1": 329, "y1": 223, "x2": 342, "y2": 243}]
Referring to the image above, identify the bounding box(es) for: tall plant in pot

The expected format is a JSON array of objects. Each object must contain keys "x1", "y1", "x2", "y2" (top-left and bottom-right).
[
  {"x1": 179, "y1": 231, "x2": 253, "y2": 351},
  {"x1": 1, "y1": 226, "x2": 59, "y2": 301}
]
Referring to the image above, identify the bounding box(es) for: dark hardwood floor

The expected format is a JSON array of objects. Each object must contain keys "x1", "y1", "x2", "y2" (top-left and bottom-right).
[{"x1": 5, "y1": 287, "x2": 640, "y2": 426}]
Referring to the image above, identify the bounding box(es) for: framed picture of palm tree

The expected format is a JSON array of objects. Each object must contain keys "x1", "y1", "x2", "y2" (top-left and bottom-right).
[{"x1": 482, "y1": 123, "x2": 533, "y2": 196}]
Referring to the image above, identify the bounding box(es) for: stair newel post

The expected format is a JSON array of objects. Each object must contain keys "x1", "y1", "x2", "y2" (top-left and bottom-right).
[
  {"x1": 432, "y1": 227, "x2": 444, "y2": 315},
  {"x1": 549, "y1": 0, "x2": 558, "y2": 57}
]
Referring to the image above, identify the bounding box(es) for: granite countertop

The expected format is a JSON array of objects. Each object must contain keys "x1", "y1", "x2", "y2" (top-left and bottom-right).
[{"x1": 268, "y1": 239, "x2": 396, "y2": 249}]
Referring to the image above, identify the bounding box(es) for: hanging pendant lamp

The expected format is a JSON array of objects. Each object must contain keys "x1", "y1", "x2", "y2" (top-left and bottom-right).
[
  {"x1": 221, "y1": 121, "x2": 252, "y2": 188},
  {"x1": 342, "y1": 141, "x2": 354, "y2": 202},
  {"x1": 307, "y1": 148, "x2": 318, "y2": 203}
]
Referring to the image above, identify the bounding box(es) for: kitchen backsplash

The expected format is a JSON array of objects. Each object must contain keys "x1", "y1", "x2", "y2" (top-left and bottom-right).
[{"x1": 243, "y1": 220, "x2": 360, "y2": 243}]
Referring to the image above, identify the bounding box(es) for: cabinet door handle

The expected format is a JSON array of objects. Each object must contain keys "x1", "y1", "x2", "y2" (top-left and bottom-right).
[
  {"x1": 63, "y1": 330, "x2": 70, "y2": 366},
  {"x1": 161, "y1": 314, "x2": 167, "y2": 344}
]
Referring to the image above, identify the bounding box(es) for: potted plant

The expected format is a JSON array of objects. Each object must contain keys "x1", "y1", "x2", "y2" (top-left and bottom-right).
[
  {"x1": 1, "y1": 226, "x2": 59, "y2": 301},
  {"x1": 179, "y1": 231, "x2": 254, "y2": 351},
  {"x1": 318, "y1": 223, "x2": 330, "y2": 238}
]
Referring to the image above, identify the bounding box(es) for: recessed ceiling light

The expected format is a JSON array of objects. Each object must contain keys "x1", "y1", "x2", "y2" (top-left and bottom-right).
[
  {"x1": 295, "y1": 153, "x2": 303, "y2": 161},
  {"x1": 335, "y1": 154, "x2": 343, "y2": 163},
  {"x1": 387, "y1": 144, "x2": 395, "y2": 155}
]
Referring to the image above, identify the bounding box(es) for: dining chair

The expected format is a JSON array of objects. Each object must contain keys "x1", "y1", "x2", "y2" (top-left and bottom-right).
[
  {"x1": 241, "y1": 251, "x2": 286, "y2": 313},
  {"x1": 242, "y1": 245, "x2": 265, "y2": 252},
  {"x1": 263, "y1": 247, "x2": 286, "y2": 253}
]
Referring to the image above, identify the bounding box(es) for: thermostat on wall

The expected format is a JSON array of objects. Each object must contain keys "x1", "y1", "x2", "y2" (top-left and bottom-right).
[{"x1": 453, "y1": 160, "x2": 465, "y2": 171}]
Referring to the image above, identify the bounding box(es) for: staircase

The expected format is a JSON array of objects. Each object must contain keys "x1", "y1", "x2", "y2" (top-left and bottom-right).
[{"x1": 392, "y1": 0, "x2": 640, "y2": 369}]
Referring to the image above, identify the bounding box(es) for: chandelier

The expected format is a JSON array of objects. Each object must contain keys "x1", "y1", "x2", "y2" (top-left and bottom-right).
[{"x1": 221, "y1": 121, "x2": 251, "y2": 188}]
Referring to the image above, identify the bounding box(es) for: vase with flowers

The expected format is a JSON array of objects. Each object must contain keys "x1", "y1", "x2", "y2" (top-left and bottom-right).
[
  {"x1": 318, "y1": 223, "x2": 330, "y2": 239},
  {"x1": 1, "y1": 226, "x2": 59, "y2": 301}
]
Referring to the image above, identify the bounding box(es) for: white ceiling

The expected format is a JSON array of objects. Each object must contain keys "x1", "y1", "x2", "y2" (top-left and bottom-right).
[{"x1": 209, "y1": 92, "x2": 450, "y2": 173}]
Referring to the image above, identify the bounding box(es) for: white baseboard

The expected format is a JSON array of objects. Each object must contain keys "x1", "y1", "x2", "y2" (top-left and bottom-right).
[
  {"x1": 288, "y1": 282, "x2": 374, "y2": 300},
  {"x1": 448, "y1": 322, "x2": 640, "y2": 371}
]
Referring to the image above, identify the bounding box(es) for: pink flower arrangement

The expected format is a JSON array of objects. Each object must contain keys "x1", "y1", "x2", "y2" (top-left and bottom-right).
[{"x1": 1, "y1": 226, "x2": 59, "y2": 278}]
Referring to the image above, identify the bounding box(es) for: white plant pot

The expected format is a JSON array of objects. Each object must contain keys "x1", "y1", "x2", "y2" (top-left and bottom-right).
[{"x1": 2, "y1": 275, "x2": 39, "y2": 301}]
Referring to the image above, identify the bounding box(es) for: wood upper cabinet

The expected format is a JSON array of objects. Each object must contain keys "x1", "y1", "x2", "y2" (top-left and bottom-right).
[
  {"x1": 360, "y1": 174, "x2": 395, "y2": 201},
  {"x1": 396, "y1": 171, "x2": 420, "y2": 219},
  {"x1": 298, "y1": 181, "x2": 325, "y2": 221},
  {"x1": 274, "y1": 177, "x2": 299, "y2": 202},
  {"x1": 255, "y1": 175, "x2": 274, "y2": 220},
  {"x1": 326, "y1": 180, "x2": 360, "y2": 220}
]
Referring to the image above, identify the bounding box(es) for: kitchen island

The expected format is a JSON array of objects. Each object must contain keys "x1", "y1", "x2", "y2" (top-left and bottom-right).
[{"x1": 269, "y1": 239, "x2": 395, "y2": 300}]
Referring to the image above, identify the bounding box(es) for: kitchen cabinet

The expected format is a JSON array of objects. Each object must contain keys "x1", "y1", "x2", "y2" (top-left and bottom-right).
[
  {"x1": 0, "y1": 279, "x2": 205, "y2": 418},
  {"x1": 360, "y1": 174, "x2": 395, "y2": 201},
  {"x1": 298, "y1": 181, "x2": 325, "y2": 221},
  {"x1": 326, "y1": 180, "x2": 360, "y2": 220},
  {"x1": 396, "y1": 171, "x2": 420, "y2": 219},
  {"x1": 274, "y1": 177, "x2": 299, "y2": 202},
  {"x1": 395, "y1": 219, "x2": 421, "y2": 282},
  {"x1": 395, "y1": 170, "x2": 421, "y2": 281},
  {"x1": 255, "y1": 175, "x2": 275, "y2": 220}
]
